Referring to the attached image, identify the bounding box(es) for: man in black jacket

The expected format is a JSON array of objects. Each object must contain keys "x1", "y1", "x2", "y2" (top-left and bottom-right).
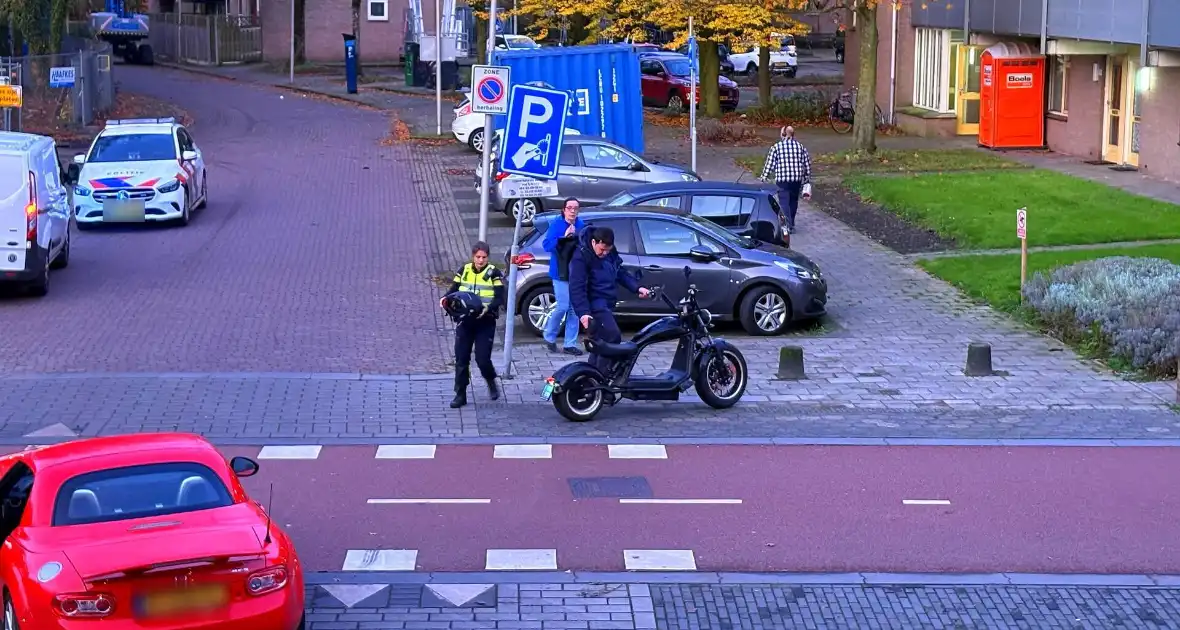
[{"x1": 569, "y1": 226, "x2": 651, "y2": 373}]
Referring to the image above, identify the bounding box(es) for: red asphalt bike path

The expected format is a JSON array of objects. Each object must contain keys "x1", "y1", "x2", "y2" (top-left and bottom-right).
[{"x1": 9, "y1": 445, "x2": 1180, "y2": 575}]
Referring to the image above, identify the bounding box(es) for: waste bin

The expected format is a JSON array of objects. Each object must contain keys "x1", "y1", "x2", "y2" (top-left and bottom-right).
[
  {"x1": 342, "y1": 33, "x2": 357, "y2": 94},
  {"x1": 440, "y1": 61, "x2": 459, "y2": 90},
  {"x1": 404, "y1": 41, "x2": 419, "y2": 87}
]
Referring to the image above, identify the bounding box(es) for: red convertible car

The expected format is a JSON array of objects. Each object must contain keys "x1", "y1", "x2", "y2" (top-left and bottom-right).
[{"x1": 0, "y1": 433, "x2": 304, "y2": 629}]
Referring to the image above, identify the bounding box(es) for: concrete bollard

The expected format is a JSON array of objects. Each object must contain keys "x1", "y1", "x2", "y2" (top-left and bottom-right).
[
  {"x1": 964, "y1": 342, "x2": 994, "y2": 377},
  {"x1": 776, "y1": 346, "x2": 806, "y2": 380}
]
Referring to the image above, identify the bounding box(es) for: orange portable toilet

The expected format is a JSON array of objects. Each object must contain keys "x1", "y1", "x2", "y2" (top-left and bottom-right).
[{"x1": 978, "y1": 42, "x2": 1046, "y2": 149}]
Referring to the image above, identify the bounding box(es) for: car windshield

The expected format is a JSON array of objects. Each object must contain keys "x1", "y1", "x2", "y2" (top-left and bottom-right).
[
  {"x1": 0, "y1": 155, "x2": 24, "y2": 198},
  {"x1": 504, "y1": 36, "x2": 539, "y2": 49},
  {"x1": 681, "y1": 212, "x2": 756, "y2": 248},
  {"x1": 88, "y1": 133, "x2": 176, "y2": 163},
  {"x1": 663, "y1": 59, "x2": 693, "y2": 77},
  {"x1": 53, "y1": 462, "x2": 234, "y2": 526},
  {"x1": 602, "y1": 191, "x2": 635, "y2": 206}
]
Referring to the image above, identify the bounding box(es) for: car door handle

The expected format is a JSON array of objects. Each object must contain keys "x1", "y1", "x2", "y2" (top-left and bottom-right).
[
  {"x1": 643, "y1": 265, "x2": 662, "y2": 271},
  {"x1": 585, "y1": 177, "x2": 598, "y2": 182}
]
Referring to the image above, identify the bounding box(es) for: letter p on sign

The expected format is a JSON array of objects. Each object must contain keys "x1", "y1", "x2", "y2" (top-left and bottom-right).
[{"x1": 518, "y1": 95, "x2": 553, "y2": 137}]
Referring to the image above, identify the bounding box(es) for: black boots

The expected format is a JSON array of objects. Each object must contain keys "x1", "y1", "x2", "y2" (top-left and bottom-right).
[{"x1": 450, "y1": 369, "x2": 499, "y2": 408}]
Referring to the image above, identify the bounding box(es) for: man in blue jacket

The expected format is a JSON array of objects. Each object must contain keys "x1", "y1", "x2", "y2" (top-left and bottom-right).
[
  {"x1": 568, "y1": 225, "x2": 651, "y2": 372},
  {"x1": 541, "y1": 197, "x2": 586, "y2": 355}
]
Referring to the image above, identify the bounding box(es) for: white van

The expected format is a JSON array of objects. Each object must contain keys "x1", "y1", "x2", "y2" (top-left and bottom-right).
[{"x1": 0, "y1": 131, "x2": 75, "y2": 296}]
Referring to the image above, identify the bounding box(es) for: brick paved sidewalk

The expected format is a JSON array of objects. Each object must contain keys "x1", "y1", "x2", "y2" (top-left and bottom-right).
[{"x1": 302, "y1": 579, "x2": 1180, "y2": 629}]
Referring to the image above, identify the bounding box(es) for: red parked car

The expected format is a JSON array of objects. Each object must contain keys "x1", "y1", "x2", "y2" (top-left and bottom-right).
[
  {"x1": 0, "y1": 433, "x2": 304, "y2": 629},
  {"x1": 639, "y1": 52, "x2": 740, "y2": 113}
]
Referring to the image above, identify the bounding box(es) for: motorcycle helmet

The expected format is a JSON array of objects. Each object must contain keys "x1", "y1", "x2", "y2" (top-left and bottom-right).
[{"x1": 442, "y1": 291, "x2": 484, "y2": 324}]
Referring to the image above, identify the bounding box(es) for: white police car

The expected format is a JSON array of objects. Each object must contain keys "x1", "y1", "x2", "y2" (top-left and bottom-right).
[{"x1": 71, "y1": 117, "x2": 208, "y2": 228}]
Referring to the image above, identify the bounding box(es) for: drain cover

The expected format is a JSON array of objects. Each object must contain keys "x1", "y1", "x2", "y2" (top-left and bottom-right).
[{"x1": 568, "y1": 477, "x2": 653, "y2": 499}]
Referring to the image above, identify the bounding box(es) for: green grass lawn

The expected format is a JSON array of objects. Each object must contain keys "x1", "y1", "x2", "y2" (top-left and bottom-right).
[
  {"x1": 735, "y1": 148, "x2": 1020, "y2": 177},
  {"x1": 848, "y1": 170, "x2": 1180, "y2": 249},
  {"x1": 918, "y1": 244, "x2": 1180, "y2": 313}
]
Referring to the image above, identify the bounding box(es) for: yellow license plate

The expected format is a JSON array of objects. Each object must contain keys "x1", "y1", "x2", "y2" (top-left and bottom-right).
[{"x1": 135, "y1": 585, "x2": 228, "y2": 618}]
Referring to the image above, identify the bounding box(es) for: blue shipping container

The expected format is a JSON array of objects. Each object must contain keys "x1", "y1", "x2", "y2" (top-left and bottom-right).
[{"x1": 489, "y1": 44, "x2": 645, "y2": 156}]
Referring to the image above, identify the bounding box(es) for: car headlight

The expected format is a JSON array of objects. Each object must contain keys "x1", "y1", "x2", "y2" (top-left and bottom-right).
[
  {"x1": 157, "y1": 178, "x2": 181, "y2": 193},
  {"x1": 774, "y1": 260, "x2": 817, "y2": 279},
  {"x1": 73, "y1": 186, "x2": 90, "y2": 197}
]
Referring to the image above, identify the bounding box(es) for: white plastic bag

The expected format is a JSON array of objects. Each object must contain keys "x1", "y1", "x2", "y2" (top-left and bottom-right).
[{"x1": 802, "y1": 183, "x2": 812, "y2": 199}]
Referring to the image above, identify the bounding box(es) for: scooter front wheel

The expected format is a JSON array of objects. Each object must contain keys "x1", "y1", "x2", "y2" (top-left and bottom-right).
[
  {"x1": 695, "y1": 346, "x2": 749, "y2": 409},
  {"x1": 553, "y1": 373, "x2": 606, "y2": 422}
]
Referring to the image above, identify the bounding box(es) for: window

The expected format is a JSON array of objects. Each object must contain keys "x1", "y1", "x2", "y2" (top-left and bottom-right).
[
  {"x1": 637, "y1": 219, "x2": 723, "y2": 256},
  {"x1": 640, "y1": 60, "x2": 663, "y2": 76},
  {"x1": 1048, "y1": 56, "x2": 1068, "y2": 115},
  {"x1": 913, "y1": 28, "x2": 953, "y2": 112},
  {"x1": 367, "y1": 0, "x2": 387, "y2": 21},
  {"x1": 662, "y1": 59, "x2": 692, "y2": 77},
  {"x1": 584, "y1": 218, "x2": 635, "y2": 254},
  {"x1": 636, "y1": 195, "x2": 682, "y2": 209},
  {"x1": 54, "y1": 462, "x2": 233, "y2": 526},
  {"x1": 559, "y1": 145, "x2": 579, "y2": 166},
  {"x1": 580, "y1": 144, "x2": 634, "y2": 170},
  {"x1": 0, "y1": 155, "x2": 22, "y2": 197},
  {"x1": 177, "y1": 129, "x2": 195, "y2": 153},
  {"x1": 87, "y1": 133, "x2": 177, "y2": 163},
  {"x1": 690, "y1": 195, "x2": 754, "y2": 227}
]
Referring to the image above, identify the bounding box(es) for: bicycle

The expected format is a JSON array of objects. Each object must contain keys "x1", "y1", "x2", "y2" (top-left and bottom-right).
[{"x1": 828, "y1": 87, "x2": 886, "y2": 134}]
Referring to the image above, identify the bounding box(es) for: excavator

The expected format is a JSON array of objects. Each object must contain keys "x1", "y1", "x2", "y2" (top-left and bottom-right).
[{"x1": 89, "y1": 0, "x2": 154, "y2": 65}]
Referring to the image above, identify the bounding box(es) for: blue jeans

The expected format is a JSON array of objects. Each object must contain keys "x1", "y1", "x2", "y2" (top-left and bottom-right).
[{"x1": 542, "y1": 280, "x2": 580, "y2": 348}]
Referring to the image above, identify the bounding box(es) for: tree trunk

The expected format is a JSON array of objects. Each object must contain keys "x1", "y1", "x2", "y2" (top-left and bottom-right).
[
  {"x1": 852, "y1": 1, "x2": 878, "y2": 153},
  {"x1": 475, "y1": 19, "x2": 487, "y2": 64},
  {"x1": 757, "y1": 45, "x2": 770, "y2": 108},
  {"x1": 49, "y1": 0, "x2": 69, "y2": 53},
  {"x1": 294, "y1": 0, "x2": 306, "y2": 64},
  {"x1": 700, "y1": 39, "x2": 721, "y2": 118},
  {"x1": 351, "y1": 0, "x2": 362, "y2": 74}
]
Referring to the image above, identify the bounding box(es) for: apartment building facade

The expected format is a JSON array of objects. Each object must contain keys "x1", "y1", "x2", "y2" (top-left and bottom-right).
[{"x1": 845, "y1": 0, "x2": 1180, "y2": 181}]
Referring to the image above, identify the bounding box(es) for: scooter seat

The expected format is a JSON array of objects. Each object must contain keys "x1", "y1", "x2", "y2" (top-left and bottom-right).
[{"x1": 590, "y1": 340, "x2": 640, "y2": 358}]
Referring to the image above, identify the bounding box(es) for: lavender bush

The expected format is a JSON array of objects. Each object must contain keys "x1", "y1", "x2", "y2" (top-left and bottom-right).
[{"x1": 1023, "y1": 256, "x2": 1180, "y2": 376}]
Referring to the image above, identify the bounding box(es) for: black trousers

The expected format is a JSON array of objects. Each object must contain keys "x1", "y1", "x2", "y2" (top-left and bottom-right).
[
  {"x1": 588, "y1": 308, "x2": 623, "y2": 374},
  {"x1": 776, "y1": 180, "x2": 803, "y2": 228},
  {"x1": 454, "y1": 315, "x2": 497, "y2": 389}
]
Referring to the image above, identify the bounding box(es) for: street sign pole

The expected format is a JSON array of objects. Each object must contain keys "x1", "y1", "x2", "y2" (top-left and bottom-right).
[
  {"x1": 477, "y1": 0, "x2": 498, "y2": 242},
  {"x1": 288, "y1": 0, "x2": 295, "y2": 83},
  {"x1": 1017, "y1": 207, "x2": 1028, "y2": 304},
  {"x1": 435, "y1": 0, "x2": 442, "y2": 136},
  {"x1": 688, "y1": 17, "x2": 697, "y2": 173}
]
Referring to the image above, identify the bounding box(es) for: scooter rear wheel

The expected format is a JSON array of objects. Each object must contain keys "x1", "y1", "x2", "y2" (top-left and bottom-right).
[{"x1": 554, "y1": 373, "x2": 605, "y2": 422}]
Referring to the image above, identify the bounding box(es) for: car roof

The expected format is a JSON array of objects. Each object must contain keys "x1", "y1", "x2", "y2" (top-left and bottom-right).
[
  {"x1": 640, "y1": 51, "x2": 687, "y2": 60},
  {"x1": 618, "y1": 181, "x2": 773, "y2": 196},
  {"x1": 99, "y1": 124, "x2": 176, "y2": 137},
  {"x1": 0, "y1": 131, "x2": 52, "y2": 154},
  {"x1": 534, "y1": 206, "x2": 689, "y2": 223},
  {"x1": 24, "y1": 433, "x2": 217, "y2": 472}
]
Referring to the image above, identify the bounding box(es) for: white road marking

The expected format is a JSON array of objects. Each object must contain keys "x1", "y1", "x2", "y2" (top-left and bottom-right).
[
  {"x1": 342, "y1": 549, "x2": 418, "y2": 571},
  {"x1": 375, "y1": 445, "x2": 437, "y2": 459},
  {"x1": 367, "y1": 498, "x2": 491, "y2": 504},
  {"x1": 902, "y1": 499, "x2": 951, "y2": 505},
  {"x1": 320, "y1": 584, "x2": 389, "y2": 608},
  {"x1": 618, "y1": 499, "x2": 742, "y2": 504},
  {"x1": 257, "y1": 445, "x2": 322, "y2": 459},
  {"x1": 624, "y1": 549, "x2": 697, "y2": 571},
  {"x1": 608, "y1": 445, "x2": 668, "y2": 459},
  {"x1": 485, "y1": 549, "x2": 558, "y2": 570},
  {"x1": 493, "y1": 444, "x2": 552, "y2": 459}
]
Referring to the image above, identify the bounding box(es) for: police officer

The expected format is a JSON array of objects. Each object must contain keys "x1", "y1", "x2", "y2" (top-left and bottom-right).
[{"x1": 440, "y1": 241, "x2": 505, "y2": 409}]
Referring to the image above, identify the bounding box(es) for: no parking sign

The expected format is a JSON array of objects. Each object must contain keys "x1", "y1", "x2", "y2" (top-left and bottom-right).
[{"x1": 471, "y1": 65, "x2": 510, "y2": 115}]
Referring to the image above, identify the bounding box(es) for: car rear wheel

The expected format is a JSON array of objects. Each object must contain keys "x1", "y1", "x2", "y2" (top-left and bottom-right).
[
  {"x1": 469, "y1": 128, "x2": 485, "y2": 153},
  {"x1": 738, "y1": 285, "x2": 791, "y2": 335},
  {"x1": 5, "y1": 591, "x2": 20, "y2": 630},
  {"x1": 666, "y1": 92, "x2": 685, "y2": 113},
  {"x1": 510, "y1": 198, "x2": 540, "y2": 226},
  {"x1": 521, "y1": 285, "x2": 556, "y2": 337},
  {"x1": 745, "y1": 61, "x2": 757, "y2": 75}
]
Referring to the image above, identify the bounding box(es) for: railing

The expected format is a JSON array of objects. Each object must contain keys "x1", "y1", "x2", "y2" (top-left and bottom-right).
[
  {"x1": 0, "y1": 38, "x2": 117, "y2": 133},
  {"x1": 146, "y1": 13, "x2": 262, "y2": 65}
]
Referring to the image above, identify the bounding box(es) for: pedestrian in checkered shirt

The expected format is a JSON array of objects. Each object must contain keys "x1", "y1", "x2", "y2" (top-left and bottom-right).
[{"x1": 759, "y1": 125, "x2": 812, "y2": 234}]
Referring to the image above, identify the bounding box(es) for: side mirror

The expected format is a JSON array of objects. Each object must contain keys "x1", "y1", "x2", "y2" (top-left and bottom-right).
[
  {"x1": 688, "y1": 246, "x2": 719, "y2": 263},
  {"x1": 72, "y1": 154, "x2": 85, "y2": 165},
  {"x1": 181, "y1": 150, "x2": 198, "y2": 162},
  {"x1": 229, "y1": 456, "x2": 260, "y2": 478},
  {"x1": 628, "y1": 161, "x2": 646, "y2": 172}
]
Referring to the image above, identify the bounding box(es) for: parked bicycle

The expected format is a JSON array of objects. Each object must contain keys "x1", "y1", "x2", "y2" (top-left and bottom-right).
[{"x1": 828, "y1": 87, "x2": 886, "y2": 134}]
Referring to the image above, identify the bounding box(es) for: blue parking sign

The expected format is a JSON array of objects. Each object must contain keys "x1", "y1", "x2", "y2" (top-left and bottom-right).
[{"x1": 499, "y1": 83, "x2": 571, "y2": 180}]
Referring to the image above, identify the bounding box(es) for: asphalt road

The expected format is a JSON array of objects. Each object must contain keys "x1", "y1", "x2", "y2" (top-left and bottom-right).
[{"x1": 35, "y1": 443, "x2": 1174, "y2": 575}]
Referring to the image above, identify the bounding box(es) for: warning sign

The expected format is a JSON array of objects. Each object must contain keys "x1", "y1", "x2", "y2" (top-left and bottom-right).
[
  {"x1": 0, "y1": 85, "x2": 21, "y2": 108},
  {"x1": 1006, "y1": 73, "x2": 1034, "y2": 88}
]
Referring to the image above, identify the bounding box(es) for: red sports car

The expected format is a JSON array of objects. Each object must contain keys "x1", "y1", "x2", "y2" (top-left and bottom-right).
[{"x1": 0, "y1": 433, "x2": 304, "y2": 629}]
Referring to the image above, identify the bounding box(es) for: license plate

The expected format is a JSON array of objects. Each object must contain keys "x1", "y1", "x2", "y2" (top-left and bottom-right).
[
  {"x1": 102, "y1": 199, "x2": 146, "y2": 222},
  {"x1": 540, "y1": 380, "x2": 555, "y2": 401},
  {"x1": 134, "y1": 584, "x2": 228, "y2": 618}
]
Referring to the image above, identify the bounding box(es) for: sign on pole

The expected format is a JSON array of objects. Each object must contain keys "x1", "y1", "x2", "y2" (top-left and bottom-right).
[
  {"x1": 499, "y1": 83, "x2": 571, "y2": 180},
  {"x1": 499, "y1": 177, "x2": 558, "y2": 200},
  {"x1": 1016, "y1": 208, "x2": 1027, "y2": 240},
  {"x1": 0, "y1": 85, "x2": 21, "y2": 109},
  {"x1": 1017, "y1": 207, "x2": 1028, "y2": 303},
  {"x1": 49, "y1": 66, "x2": 76, "y2": 88},
  {"x1": 471, "y1": 65, "x2": 510, "y2": 115}
]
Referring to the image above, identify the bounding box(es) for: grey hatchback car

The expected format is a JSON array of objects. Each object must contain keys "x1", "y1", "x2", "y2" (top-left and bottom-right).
[
  {"x1": 475, "y1": 136, "x2": 700, "y2": 225},
  {"x1": 601, "y1": 181, "x2": 791, "y2": 247},
  {"x1": 506, "y1": 207, "x2": 827, "y2": 337}
]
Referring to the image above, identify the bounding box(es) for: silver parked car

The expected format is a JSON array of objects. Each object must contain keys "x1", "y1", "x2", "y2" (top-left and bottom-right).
[{"x1": 474, "y1": 136, "x2": 700, "y2": 225}]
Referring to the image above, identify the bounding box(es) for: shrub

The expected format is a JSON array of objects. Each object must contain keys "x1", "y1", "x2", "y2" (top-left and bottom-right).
[
  {"x1": 743, "y1": 92, "x2": 830, "y2": 126},
  {"x1": 1023, "y1": 256, "x2": 1180, "y2": 376},
  {"x1": 697, "y1": 118, "x2": 759, "y2": 144}
]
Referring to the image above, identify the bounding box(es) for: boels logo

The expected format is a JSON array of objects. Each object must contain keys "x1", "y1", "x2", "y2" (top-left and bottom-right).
[{"x1": 1007, "y1": 73, "x2": 1034, "y2": 88}]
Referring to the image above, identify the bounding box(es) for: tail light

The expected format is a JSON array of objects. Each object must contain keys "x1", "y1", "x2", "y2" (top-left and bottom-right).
[
  {"x1": 26, "y1": 171, "x2": 37, "y2": 241},
  {"x1": 54, "y1": 593, "x2": 114, "y2": 617},
  {"x1": 458, "y1": 103, "x2": 471, "y2": 116},
  {"x1": 511, "y1": 252, "x2": 535, "y2": 268},
  {"x1": 246, "y1": 566, "x2": 289, "y2": 596},
  {"x1": 494, "y1": 172, "x2": 510, "y2": 182}
]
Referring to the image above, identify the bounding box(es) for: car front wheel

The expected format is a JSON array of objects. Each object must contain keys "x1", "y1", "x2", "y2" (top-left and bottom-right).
[
  {"x1": 521, "y1": 285, "x2": 556, "y2": 337},
  {"x1": 510, "y1": 198, "x2": 540, "y2": 226},
  {"x1": 5, "y1": 591, "x2": 21, "y2": 630},
  {"x1": 738, "y1": 285, "x2": 791, "y2": 335},
  {"x1": 469, "y1": 128, "x2": 484, "y2": 153}
]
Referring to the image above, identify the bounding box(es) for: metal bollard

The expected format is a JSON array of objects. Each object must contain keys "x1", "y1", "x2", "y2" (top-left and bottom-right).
[
  {"x1": 964, "y1": 342, "x2": 994, "y2": 377},
  {"x1": 776, "y1": 345, "x2": 806, "y2": 380}
]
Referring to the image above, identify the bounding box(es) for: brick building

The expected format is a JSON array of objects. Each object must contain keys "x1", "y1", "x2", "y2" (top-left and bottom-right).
[
  {"x1": 258, "y1": 0, "x2": 447, "y2": 63},
  {"x1": 845, "y1": 0, "x2": 1180, "y2": 181}
]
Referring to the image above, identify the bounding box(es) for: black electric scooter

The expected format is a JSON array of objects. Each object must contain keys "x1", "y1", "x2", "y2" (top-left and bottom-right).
[{"x1": 541, "y1": 266, "x2": 749, "y2": 422}]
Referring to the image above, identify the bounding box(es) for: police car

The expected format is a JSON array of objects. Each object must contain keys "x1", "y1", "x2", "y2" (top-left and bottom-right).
[{"x1": 71, "y1": 117, "x2": 208, "y2": 228}]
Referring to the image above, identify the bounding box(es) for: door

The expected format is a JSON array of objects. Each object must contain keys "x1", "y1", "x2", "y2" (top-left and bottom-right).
[
  {"x1": 42, "y1": 148, "x2": 70, "y2": 251},
  {"x1": 1103, "y1": 56, "x2": 1132, "y2": 164},
  {"x1": 177, "y1": 128, "x2": 205, "y2": 199},
  {"x1": 584, "y1": 218, "x2": 646, "y2": 314},
  {"x1": 577, "y1": 143, "x2": 645, "y2": 204},
  {"x1": 639, "y1": 59, "x2": 665, "y2": 106},
  {"x1": 955, "y1": 45, "x2": 982, "y2": 135},
  {"x1": 634, "y1": 218, "x2": 734, "y2": 315},
  {"x1": 0, "y1": 155, "x2": 28, "y2": 271}
]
